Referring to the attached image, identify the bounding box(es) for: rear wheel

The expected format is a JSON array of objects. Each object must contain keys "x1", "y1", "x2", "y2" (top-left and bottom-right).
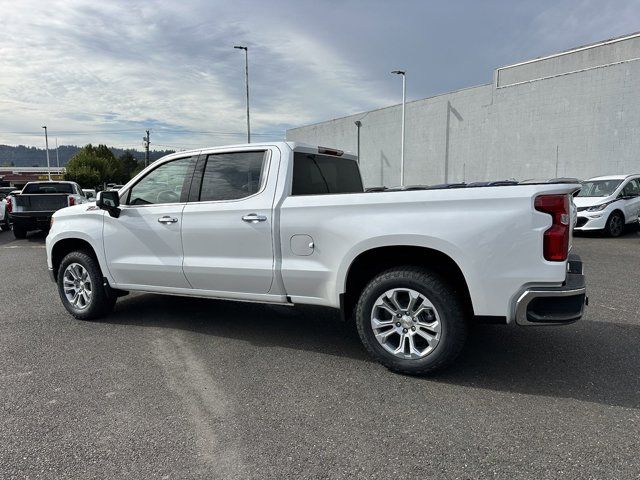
[
  {"x1": 0, "y1": 219, "x2": 9, "y2": 231},
  {"x1": 13, "y1": 225, "x2": 26, "y2": 239},
  {"x1": 57, "y1": 251, "x2": 116, "y2": 320},
  {"x1": 355, "y1": 267, "x2": 468, "y2": 375},
  {"x1": 605, "y1": 211, "x2": 624, "y2": 237}
]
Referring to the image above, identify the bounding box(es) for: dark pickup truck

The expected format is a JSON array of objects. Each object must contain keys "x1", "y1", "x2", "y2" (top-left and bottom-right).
[{"x1": 9, "y1": 181, "x2": 87, "y2": 238}]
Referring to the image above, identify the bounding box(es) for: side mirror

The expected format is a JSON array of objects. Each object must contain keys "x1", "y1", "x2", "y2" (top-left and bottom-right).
[{"x1": 96, "y1": 190, "x2": 121, "y2": 218}]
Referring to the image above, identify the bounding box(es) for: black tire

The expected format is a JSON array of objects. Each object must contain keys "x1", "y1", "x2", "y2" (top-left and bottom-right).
[
  {"x1": 57, "y1": 250, "x2": 116, "y2": 320},
  {"x1": 0, "y1": 220, "x2": 9, "y2": 231},
  {"x1": 355, "y1": 267, "x2": 468, "y2": 375},
  {"x1": 605, "y1": 211, "x2": 624, "y2": 237},
  {"x1": 13, "y1": 225, "x2": 27, "y2": 239}
]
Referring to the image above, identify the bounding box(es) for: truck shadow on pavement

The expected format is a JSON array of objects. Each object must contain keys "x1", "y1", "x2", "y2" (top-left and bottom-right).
[
  {"x1": 0, "y1": 229, "x2": 47, "y2": 246},
  {"x1": 106, "y1": 293, "x2": 640, "y2": 410}
]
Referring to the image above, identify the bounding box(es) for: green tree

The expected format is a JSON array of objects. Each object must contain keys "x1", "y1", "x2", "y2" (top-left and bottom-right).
[
  {"x1": 118, "y1": 150, "x2": 142, "y2": 181},
  {"x1": 64, "y1": 144, "x2": 125, "y2": 187}
]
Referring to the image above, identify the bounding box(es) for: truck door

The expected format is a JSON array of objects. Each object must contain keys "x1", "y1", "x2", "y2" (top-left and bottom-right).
[
  {"x1": 103, "y1": 156, "x2": 196, "y2": 288},
  {"x1": 621, "y1": 179, "x2": 640, "y2": 221},
  {"x1": 181, "y1": 148, "x2": 278, "y2": 294}
]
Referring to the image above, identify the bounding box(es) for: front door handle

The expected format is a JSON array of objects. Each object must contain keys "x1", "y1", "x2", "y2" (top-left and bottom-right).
[
  {"x1": 158, "y1": 216, "x2": 178, "y2": 224},
  {"x1": 242, "y1": 213, "x2": 267, "y2": 223}
]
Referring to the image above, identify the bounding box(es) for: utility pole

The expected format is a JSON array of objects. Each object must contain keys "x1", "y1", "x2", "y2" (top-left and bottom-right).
[
  {"x1": 42, "y1": 126, "x2": 52, "y2": 181},
  {"x1": 143, "y1": 130, "x2": 150, "y2": 167},
  {"x1": 391, "y1": 70, "x2": 406, "y2": 186},
  {"x1": 234, "y1": 45, "x2": 251, "y2": 143}
]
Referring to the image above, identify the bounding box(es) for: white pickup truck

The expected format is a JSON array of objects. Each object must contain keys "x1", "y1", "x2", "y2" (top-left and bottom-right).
[
  {"x1": 46, "y1": 142, "x2": 586, "y2": 374},
  {"x1": 10, "y1": 181, "x2": 88, "y2": 238}
]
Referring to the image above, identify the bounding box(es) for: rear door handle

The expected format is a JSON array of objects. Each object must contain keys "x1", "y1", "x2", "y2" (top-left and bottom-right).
[
  {"x1": 242, "y1": 213, "x2": 267, "y2": 223},
  {"x1": 158, "y1": 216, "x2": 178, "y2": 224}
]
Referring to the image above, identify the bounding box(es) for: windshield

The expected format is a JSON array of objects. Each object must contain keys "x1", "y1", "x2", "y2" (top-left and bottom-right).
[
  {"x1": 22, "y1": 183, "x2": 73, "y2": 194},
  {"x1": 577, "y1": 180, "x2": 622, "y2": 197}
]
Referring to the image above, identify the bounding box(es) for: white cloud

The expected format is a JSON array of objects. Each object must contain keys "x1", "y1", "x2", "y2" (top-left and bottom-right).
[
  {"x1": 1, "y1": 0, "x2": 639, "y2": 149},
  {"x1": 0, "y1": 0, "x2": 391, "y2": 148}
]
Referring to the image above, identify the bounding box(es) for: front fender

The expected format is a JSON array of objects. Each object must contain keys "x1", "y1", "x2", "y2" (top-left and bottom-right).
[{"x1": 46, "y1": 210, "x2": 112, "y2": 283}]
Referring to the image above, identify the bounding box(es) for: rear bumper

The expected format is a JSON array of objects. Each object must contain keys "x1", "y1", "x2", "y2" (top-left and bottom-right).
[
  {"x1": 9, "y1": 212, "x2": 54, "y2": 230},
  {"x1": 514, "y1": 254, "x2": 587, "y2": 326}
]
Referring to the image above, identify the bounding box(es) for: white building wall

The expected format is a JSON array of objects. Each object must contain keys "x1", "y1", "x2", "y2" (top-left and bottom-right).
[{"x1": 286, "y1": 33, "x2": 640, "y2": 187}]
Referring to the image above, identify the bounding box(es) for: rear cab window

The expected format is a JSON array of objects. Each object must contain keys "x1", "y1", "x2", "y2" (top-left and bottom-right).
[
  {"x1": 22, "y1": 183, "x2": 73, "y2": 194},
  {"x1": 292, "y1": 153, "x2": 363, "y2": 195}
]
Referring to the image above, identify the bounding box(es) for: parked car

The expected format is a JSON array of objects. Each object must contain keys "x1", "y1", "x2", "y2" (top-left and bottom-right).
[
  {"x1": 9, "y1": 181, "x2": 87, "y2": 239},
  {"x1": 82, "y1": 189, "x2": 97, "y2": 200},
  {"x1": 0, "y1": 195, "x2": 10, "y2": 231},
  {"x1": 1, "y1": 189, "x2": 22, "y2": 231},
  {"x1": 573, "y1": 174, "x2": 640, "y2": 237},
  {"x1": 46, "y1": 142, "x2": 586, "y2": 374}
]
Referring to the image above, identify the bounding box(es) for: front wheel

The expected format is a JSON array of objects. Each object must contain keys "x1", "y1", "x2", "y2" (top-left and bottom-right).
[
  {"x1": 355, "y1": 267, "x2": 468, "y2": 375},
  {"x1": 57, "y1": 251, "x2": 116, "y2": 320},
  {"x1": 605, "y1": 211, "x2": 624, "y2": 237}
]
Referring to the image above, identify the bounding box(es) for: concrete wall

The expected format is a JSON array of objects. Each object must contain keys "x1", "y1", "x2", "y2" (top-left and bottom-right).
[{"x1": 286, "y1": 33, "x2": 640, "y2": 187}]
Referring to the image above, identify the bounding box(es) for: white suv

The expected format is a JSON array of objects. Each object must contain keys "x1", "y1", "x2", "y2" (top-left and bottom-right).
[{"x1": 574, "y1": 175, "x2": 640, "y2": 236}]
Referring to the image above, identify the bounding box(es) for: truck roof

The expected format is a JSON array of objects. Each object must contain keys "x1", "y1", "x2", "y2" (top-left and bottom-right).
[
  {"x1": 24, "y1": 180, "x2": 76, "y2": 184},
  {"x1": 587, "y1": 174, "x2": 639, "y2": 181},
  {"x1": 155, "y1": 142, "x2": 357, "y2": 162}
]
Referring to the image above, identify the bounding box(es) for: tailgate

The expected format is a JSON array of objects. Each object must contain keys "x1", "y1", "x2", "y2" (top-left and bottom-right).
[{"x1": 14, "y1": 194, "x2": 69, "y2": 212}]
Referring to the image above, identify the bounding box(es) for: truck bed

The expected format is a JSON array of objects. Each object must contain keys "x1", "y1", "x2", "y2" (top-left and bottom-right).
[{"x1": 14, "y1": 194, "x2": 71, "y2": 212}]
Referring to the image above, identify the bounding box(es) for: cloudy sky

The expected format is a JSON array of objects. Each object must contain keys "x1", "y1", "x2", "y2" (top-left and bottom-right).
[{"x1": 1, "y1": 0, "x2": 639, "y2": 150}]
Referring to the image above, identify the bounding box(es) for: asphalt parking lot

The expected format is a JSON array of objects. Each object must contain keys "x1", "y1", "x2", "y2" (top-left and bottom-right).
[{"x1": 1, "y1": 230, "x2": 639, "y2": 479}]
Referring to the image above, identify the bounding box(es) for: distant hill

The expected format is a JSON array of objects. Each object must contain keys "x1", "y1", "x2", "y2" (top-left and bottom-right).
[{"x1": 0, "y1": 145, "x2": 175, "y2": 167}]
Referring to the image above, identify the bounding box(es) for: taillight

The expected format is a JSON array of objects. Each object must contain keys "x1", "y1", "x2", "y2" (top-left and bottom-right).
[
  {"x1": 535, "y1": 194, "x2": 570, "y2": 261},
  {"x1": 68, "y1": 196, "x2": 75, "y2": 206},
  {"x1": 6, "y1": 196, "x2": 12, "y2": 213}
]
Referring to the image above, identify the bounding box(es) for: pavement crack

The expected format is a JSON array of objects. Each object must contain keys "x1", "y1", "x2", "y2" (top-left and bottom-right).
[{"x1": 153, "y1": 330, "x2": 244, "y2": 478}]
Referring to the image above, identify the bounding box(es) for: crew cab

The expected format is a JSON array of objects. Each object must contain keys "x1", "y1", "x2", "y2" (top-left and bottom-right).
[
  {"x1": 574, "y1": 174, "x2": 640, "y2": 237},
  {"x1": 10, "y1": 181, "x2": 87, "y2": 238},
  {"x1": 46, "y1": 142, "x2": 586, "y2": 374}
]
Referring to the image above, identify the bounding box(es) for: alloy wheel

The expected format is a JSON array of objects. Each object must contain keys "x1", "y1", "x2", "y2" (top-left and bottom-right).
[
  {"x1": 370, "y1": 288, "x2": 442, "y2": 359},
  {"x1": 63, "y1": 263, "x2": 93, "y2": 310}
]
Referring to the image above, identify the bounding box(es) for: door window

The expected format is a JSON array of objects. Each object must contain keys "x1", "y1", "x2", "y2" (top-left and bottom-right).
[
  {"x1": 622, "y1": 179, "x2": 640, "y2": 197},
  {"x1": 127, "y1": 157, "x2": 194, "y2": 205},
  {"x1": 198, "y1": 151, "x2": 267, "y2": 202}
]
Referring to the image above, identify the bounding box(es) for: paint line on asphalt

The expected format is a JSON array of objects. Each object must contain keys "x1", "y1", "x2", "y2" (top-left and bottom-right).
[{"x1": 1, "y1": 245, "x2": 45, "y2": 249}]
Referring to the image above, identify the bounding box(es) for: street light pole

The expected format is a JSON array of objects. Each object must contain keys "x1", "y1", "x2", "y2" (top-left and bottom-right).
[
  {"x1": 42, "y1": 126, "x2": 52, "y2": 181},
  {"x1": 354, "y1": 120, "x2": 362, "y2": 164},
  {"x1": 55, "y1": 137, "x2": 60, "y2": 168},
  {"x1": 391, "y1": 70, "x2": 406, "y2": 186},
  {"x1": 234, "y1": 45, "x2": 250, "y2": 143}
]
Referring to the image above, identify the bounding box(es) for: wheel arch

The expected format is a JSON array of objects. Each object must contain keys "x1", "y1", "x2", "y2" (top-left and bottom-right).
[
  {"x1": 51, "y1": 238, "x2": 100, "y2": 279},
  {"x1": 341, "y1": 245, "x2": 474, "y2": 321},
  {"x1": 610, "y1": 208, "x2": 625, "y2": 222}
]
